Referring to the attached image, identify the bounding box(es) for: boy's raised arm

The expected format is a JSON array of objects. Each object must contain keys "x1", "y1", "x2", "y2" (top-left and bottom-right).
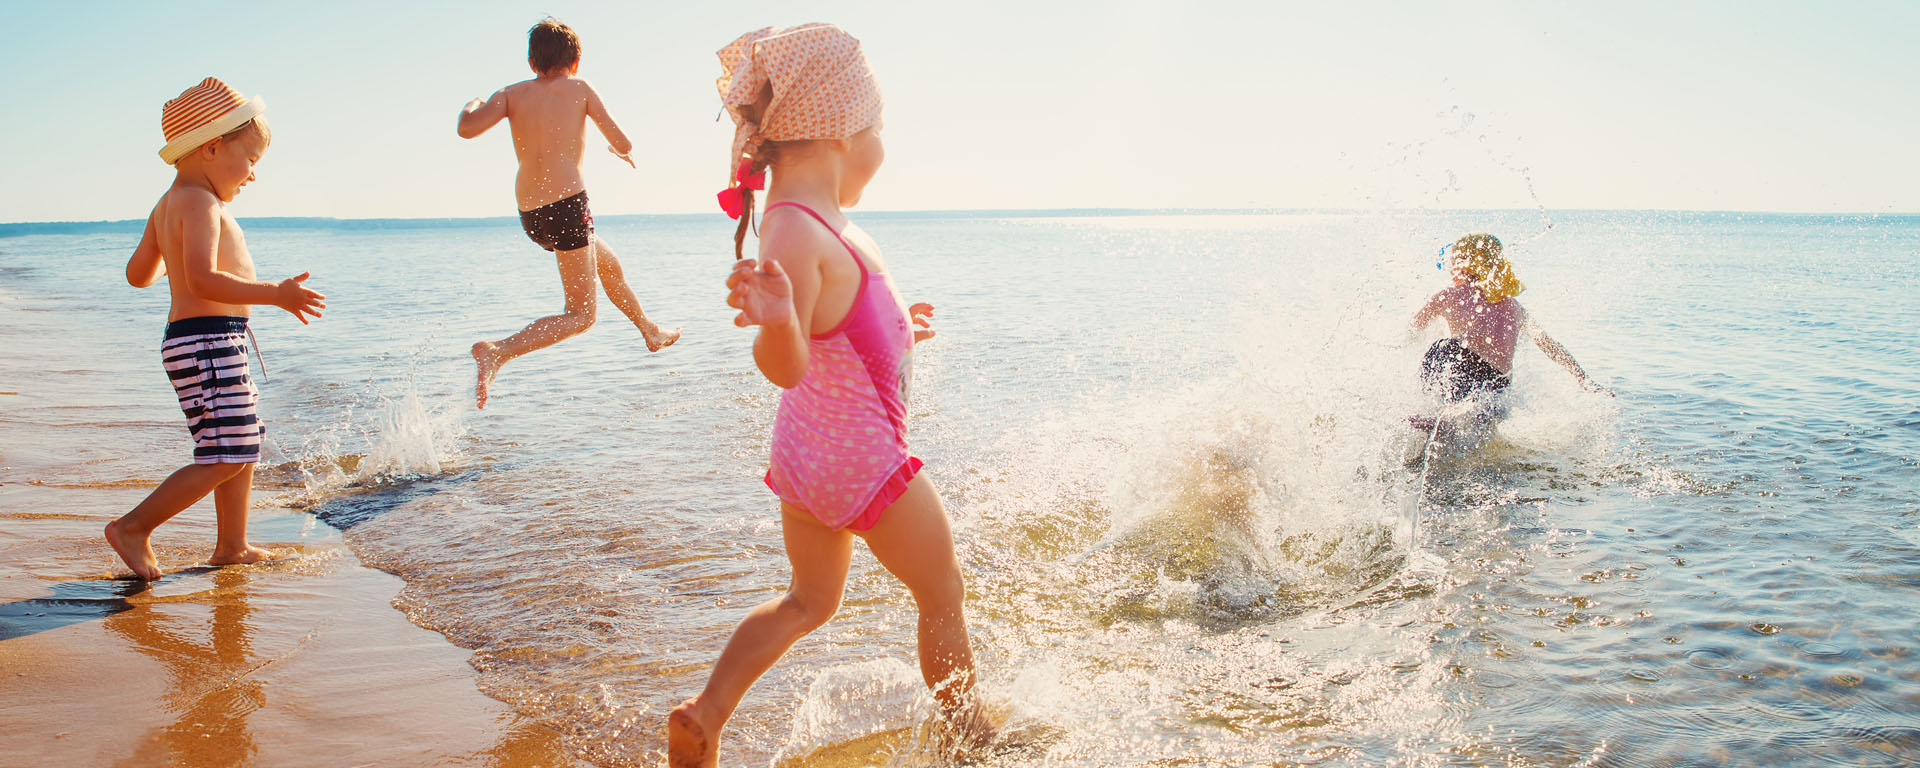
[
  {"x1": 583, "y1": 82, "x2": 635, "y2": 167},
  {"x1": 457, "y1": 89, "x2": 509, "y2": 139},
  {"x1": 126, "y1": 207, "x2": 165, "y2": 287},
  {"x1": 176, "y1": 192, "x2": 327, "y2": 324}
]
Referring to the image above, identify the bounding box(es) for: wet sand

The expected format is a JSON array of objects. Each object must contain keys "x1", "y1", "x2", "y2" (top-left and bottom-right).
[{"x1": 0, "y1": 482, "x2": 589, "y2": 767}]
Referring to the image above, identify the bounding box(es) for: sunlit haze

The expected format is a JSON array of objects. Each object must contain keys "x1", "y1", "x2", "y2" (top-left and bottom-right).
[{"x1": 3, "y1": 0, "x2": 1915, "y2": 222}]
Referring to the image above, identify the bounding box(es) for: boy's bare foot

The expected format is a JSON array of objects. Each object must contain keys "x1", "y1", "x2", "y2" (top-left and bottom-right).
[
  {"x1": 472, "y1": 341, "x2": 503, "y2": 409},
  {"x1": 105, "y1": 520, "x2": 162, "y2": 581},
  {"x1": 667, "y1": 698, "x2": 718, "y2": 768},
  {"x1": 645, "y1": 326, "x2": 682, "y2": 353},
  {"x1": 209, "y1": 543, "x2": 276, "y2": 566}
]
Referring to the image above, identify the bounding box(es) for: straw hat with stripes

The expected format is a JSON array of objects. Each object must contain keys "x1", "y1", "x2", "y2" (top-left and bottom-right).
[{"x1": 158, "y1": 77, "x2": 266, "y2": 165}]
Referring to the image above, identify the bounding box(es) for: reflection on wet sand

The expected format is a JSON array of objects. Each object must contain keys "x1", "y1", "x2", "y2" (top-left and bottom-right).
[
  {"x1": 105, "y1": 567, "x2": 263, "y2": 766},
  {"x1": 0, "y1": 507, "x2": 589, "y2": 768}
]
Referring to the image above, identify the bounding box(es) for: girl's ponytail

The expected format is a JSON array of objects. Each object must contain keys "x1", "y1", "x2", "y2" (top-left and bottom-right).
[{"x1": 732, "y1": 153, "x2": 771, "y2": 259}]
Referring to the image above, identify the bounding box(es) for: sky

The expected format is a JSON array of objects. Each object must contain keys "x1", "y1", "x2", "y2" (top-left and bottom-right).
[{"x1": 2, "y1": 0, "x2": 1916, "y2": 222}]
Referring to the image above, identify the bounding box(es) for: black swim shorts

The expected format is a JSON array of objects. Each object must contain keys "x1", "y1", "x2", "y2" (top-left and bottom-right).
[
  {"x1": 1422, "y1": 338, "x2": 1512, "y2": 403},
  {"x1": 519, "y1": 191, "x2": 594, "y2": 252}
]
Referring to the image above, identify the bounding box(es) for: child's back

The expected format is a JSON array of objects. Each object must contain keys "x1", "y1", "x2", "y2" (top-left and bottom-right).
[
  {"x1": 1424, "y1": 282, "x2": 1525, "y2": 373},
  {"x1": 500, "y1": 75, "x2": 597, "y2": 211}
]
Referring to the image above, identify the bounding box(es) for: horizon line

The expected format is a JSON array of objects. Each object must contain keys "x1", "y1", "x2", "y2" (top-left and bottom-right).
[{"x1": 4, "y1": 205, "x2": 1916, "y2": 232}]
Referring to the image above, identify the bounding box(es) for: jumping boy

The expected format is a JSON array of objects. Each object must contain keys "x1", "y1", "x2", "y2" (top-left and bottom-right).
[
  {"x1": 458, "y1": 18, "x2": 681, "y2": 409},
  {"x1": 108, "y1": 77, "x2": 326, "y2": 581}
]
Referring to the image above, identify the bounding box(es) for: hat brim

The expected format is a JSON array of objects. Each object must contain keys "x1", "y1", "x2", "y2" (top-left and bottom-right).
[{"x1": 158, "y1": 96, "x2": 266, "y2": 165}]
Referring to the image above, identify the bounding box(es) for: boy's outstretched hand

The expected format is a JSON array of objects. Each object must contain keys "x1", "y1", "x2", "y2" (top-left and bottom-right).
[
  {"x1": 275, "y1": 272, "x2": 326, "y2": 324},
  {"x1": 727, "y1": 258, "x2": 795, "y2": 330},
  {"x1": 909, "y1": 302, "x2": 935, "y2": 344},
  {"x1": 608, "y1": 145, "x2": 636, "y2": 168}
]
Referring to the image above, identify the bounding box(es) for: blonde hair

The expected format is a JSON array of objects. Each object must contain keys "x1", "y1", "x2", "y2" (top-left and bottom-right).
[
  {"x1": 1452, "y1": 233, "x2": 1524, "y2": 305},
  {"x1": 220, "y1": 114, "x2": 271, "y2": 148}
]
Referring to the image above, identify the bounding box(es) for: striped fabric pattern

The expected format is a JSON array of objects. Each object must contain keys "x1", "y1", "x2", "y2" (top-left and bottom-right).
[
  {"x1": 157, "y1": 77, "x2": 263, "y2": 165},
  {"x1": 161, "y1": 317, "x2": 262, "y2": 464},
  {"x1": 161, "y1": 78, "x2": 248, "y2": 143}
]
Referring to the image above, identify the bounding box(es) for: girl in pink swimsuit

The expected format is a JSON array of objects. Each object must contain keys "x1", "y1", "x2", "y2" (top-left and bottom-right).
[{"x1": 669, "y1": 25, "x2": 989, "y2": 767}]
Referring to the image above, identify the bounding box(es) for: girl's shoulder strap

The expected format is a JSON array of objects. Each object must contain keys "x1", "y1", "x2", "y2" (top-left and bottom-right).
[
  {"x1": 765, "y1": 202, "x2": 857, "y2": 257},
  {"x1": 764, "y1": 201, "x2": 868, "y2": 275}
]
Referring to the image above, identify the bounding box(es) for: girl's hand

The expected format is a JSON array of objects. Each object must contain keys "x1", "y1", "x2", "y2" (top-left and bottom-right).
[
  {"x1": 909, "y1": 302, "x2": 936, "y2": 344},
  {"x1": 1582, "y1": 380, "x2": 1616, "y2": 397},
  {"x1": 728, "y1": 258, "x2": 796, "y2": 329}
]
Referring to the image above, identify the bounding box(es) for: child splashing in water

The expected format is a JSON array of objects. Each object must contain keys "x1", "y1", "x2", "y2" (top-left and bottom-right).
[
  {"x1": 667, "y1": 24, "x2": 989, "y2": 766},
  {"x1": 1408, "y1": 233, "x2": 1612, "y2": 432},
  {"x1": 458, "y1": 18, "x2": 680, "y2": 409}
]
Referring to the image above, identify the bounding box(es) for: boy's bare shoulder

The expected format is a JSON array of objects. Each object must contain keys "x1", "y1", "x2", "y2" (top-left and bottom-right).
[
  {"x1": 497, "y1": 77, "x2": 543, "y2": 100},
  {"x1": 156, "y1": 182, "x2": 222, "y2": 223}
]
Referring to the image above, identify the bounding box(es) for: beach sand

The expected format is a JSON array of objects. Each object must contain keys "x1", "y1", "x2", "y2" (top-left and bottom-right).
[{"x1": 0, "y1": 481, "x2": 589, "y2": 767}]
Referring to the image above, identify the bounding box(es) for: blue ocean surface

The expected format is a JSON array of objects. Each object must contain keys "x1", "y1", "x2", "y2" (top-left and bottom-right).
[{"x1": 1, "y1": 209, "x2": 1916, "y2": 766}]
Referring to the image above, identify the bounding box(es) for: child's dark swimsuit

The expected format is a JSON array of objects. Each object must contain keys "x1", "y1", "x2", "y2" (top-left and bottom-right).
[
  {"x1": 1422, "y1": 338, "x2": 1511, "y2": 403},
  {"x1": 519, "y1": 191, "x2": 594, "y2": 252}
]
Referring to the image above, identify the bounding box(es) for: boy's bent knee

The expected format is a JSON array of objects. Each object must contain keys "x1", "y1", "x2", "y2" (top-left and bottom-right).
[{"x1": 562, "y1": 302, "x2": 598, "y2": 327}]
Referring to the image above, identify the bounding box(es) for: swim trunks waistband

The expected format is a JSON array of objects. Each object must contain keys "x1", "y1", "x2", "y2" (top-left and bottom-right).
[{"x1": 165, "y1": 315, "x2": 250, "y2": 339}]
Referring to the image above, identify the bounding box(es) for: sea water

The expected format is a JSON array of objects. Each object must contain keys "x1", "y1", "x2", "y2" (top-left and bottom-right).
[{"x1": 1, "y1": 209, "x2": 1916, "y2": 766}]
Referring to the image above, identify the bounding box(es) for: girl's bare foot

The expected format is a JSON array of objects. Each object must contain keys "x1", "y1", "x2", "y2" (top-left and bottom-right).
[
  {"x1": 104, "y1": 520, "x2": 162, "y2": 581},
  {"x1": 209, "y1": 543, "x2": 276, "y2": 566},
  {"x1": 645, "y1": 326, "x2": 682, "y2": 353},
  {"x1": 667, "y1": 698, "x2": 718, "y2": 768},
  {"x1": 472, "y1": 341, "x2": 504, "y2": 409},
  {"x1": 941, "y1": 700, "x2": 997, "y2": 759}
]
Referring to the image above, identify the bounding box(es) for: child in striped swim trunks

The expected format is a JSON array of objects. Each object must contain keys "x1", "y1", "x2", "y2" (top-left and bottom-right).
[{"x1": 105, "y1": 77, "x2": 326, "y2": 581}]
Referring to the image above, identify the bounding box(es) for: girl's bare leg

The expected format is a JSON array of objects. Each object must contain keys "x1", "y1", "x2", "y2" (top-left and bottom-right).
[
  {"x1": 856, "y1": 473, "x2": 990, "y2": 744},
  {"x1": 668, "y1": 505, "x2": 853, "y2": 768}
]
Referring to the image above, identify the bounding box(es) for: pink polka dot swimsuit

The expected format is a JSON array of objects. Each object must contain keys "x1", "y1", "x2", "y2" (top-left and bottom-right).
[{"x1": 763, "y1": 202, "x2": 921, "y2": 531}]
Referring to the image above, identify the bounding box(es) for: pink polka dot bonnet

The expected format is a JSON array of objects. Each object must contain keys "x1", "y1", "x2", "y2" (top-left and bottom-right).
[{"x1": 715, "y1": 23, "x2": 883, "y2": 189}]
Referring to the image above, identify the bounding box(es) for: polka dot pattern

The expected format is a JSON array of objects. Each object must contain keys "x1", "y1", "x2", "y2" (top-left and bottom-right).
[
  {"x1": 715, "y1": 23, "x2": 884, "y2": 185},
  {"x1": 760, "y1": 204, "x2": 918, "y2": 529}
]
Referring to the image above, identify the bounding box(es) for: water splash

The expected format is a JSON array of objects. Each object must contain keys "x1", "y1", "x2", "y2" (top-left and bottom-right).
[
  {"x1": 279, "y1": 380, "x2": 468, "y2": 507},
  {"x1": 773, "y1": 659, "x2": 939, "y2": 766}
]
